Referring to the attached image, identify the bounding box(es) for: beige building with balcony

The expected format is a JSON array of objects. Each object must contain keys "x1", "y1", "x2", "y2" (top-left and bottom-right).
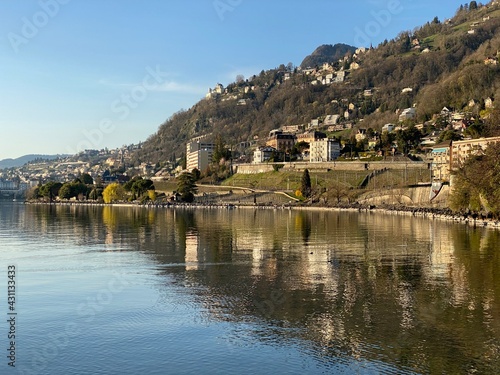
[
  {"x1": 431, "y1": 136, "x2": 500, "y2": 182},
  {"x1": 450, "y1": 136, "x2": 500, "y2": 170},
  {"x1": 266, "y1": 130, "x2": 296, "y2": 152}
]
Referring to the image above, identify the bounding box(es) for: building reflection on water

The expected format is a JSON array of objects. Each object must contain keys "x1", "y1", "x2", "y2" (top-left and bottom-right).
[{"x1": 22, "y1": 204, "x2": 500, "y2": 374}]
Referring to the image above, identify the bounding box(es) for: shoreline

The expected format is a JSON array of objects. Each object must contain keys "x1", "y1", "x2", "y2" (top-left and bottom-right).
[{"x1": 23, "y1": 199, "x2": 500, "y2": 230}]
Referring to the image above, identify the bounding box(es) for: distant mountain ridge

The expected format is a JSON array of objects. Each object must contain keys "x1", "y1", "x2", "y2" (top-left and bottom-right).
[
  {"x1": 0, "y1": 154, "x2": 66, "y2": 169},
  {"x1": 300, "y1": 43, "x2": 357, "y2": 68}
]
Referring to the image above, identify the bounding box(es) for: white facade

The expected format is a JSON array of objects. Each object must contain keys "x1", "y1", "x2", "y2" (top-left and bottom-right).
[
  {"x1": 0, "y1": 180, "x2": 18, "y2": 190},
  {"x1": 309, "y1": 139, "x2": 341, "y2": 162},
  {"x1": 324, "y1": 114, "x2": 340, "y2": 125},
  {"x1": 382, "y1": 123, "x2": 395, "y2": 133},
  {"x1": 186, "y1": 139, "x2": 215, "y2": 172},
  {"x1": 399, "y1": 108, "x2": 416, "y2": 122},
  {"x1": 253, "y1": 146, "x2": 276, "y2": 164}
]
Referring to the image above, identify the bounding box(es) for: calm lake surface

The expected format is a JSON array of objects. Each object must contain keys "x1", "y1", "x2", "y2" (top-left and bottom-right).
[{"x1": 1, "y1": 202, "x2": 500, "y2": 375}]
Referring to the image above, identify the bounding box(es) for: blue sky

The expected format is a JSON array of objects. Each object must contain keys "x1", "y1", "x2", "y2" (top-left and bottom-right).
[{"x1": 0, "y1": 0, "x2": 464, "y2": 160}]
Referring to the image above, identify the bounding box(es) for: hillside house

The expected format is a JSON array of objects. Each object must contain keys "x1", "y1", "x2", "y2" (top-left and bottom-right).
[
  {"x1": 382, "y1": 123, "x2": 395, "y2": 133},
  {"x1": 281, "y1": 124, "x2": 304, "y2": 133},
  {"x1": 266, "y1": 130, "x2": 296, "y2": 152},
  {"x1": 484, "y1": 57, "x2": 498, "y2": 65},
  {"x1": 368, "y1": 138, "x2": 378, "y2": 150},
  {"x1": 399, "y1": 108, "x2": 416, "y2": 122},
  {"x1": 253, "y1": 146, "x2": 276, "y2": 164},
  {"x1": 205, "y1": 83, "x2": 225, "y2": 99},
  {"x1": 421, "y1": 132, "x2": 440, "y2": 147},
  {"x1": 355, "y1": 129, "x2": 368, "y2": 142},
  {"x1": 297, "y1": 131, "x2": 326, "y2": 145},
  {"x1": 324, "y1": 115, "x2": 340, "y2": 125},
  {"x1": 335, "y1": 71, "x2": 346, "y2": 83},
  {"x1": 309, "y1": 119, "x2": 320, "y2": 128},
  {"x1": 328, "y1": 124, "x2": 346, "y2": 132},
  {"x1": 322, "y1": 63, "x2": 335, "y2": 72}
]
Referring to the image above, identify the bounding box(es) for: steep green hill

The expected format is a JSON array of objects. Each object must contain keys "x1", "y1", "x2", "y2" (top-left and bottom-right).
[{"x1": 134, "y1": 1, "x2": 500, "y2": 165}]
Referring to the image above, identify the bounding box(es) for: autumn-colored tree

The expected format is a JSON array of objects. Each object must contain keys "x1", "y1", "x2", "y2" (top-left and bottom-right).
[
  {"x1": 102, "y1": 183, "x2": 125, "y2": 204},
  {"x1": 147, "y1": 190, "x2": 157, "y2": 201}
]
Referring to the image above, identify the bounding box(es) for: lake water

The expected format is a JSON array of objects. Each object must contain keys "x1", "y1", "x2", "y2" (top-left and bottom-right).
[{"x1": 1, "y1": 202, "x2": 500, "y2": 374}]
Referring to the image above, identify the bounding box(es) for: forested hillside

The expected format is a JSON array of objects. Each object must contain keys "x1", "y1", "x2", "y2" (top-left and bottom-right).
[{"x1": 134, "y1": 1, "x2": 500, "y2": 165}]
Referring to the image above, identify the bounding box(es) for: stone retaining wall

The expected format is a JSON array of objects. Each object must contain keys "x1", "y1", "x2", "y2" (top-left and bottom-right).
[{"x1": 236, "y1": 161, "x2": 430, "y2": 174}]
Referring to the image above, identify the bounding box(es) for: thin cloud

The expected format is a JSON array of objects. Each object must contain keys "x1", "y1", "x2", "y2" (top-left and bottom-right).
[
  {"x1": 97, "y1": 77, "x2": 205, "y2": 95},
  {"x1": 153, "y1": 81, "x2": 207, "y2": 95}
]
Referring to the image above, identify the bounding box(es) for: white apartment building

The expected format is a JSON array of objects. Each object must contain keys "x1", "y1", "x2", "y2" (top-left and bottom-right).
[
  {"x1": 309, "y1": 138, "x2": 341, "y2": 162},
  {"x1": 186, "y1": 137, "x2": 215, "y2": 172}
]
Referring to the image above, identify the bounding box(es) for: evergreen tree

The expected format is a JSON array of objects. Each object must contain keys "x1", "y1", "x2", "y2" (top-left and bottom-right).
[
  {"x1": 212, "y1": 134, "x2": 230, "y2": 164},
  {"x1": 80, "y1": 173, "x2": 94, "y2": 185},
  {"x1": 38, "y1": 181, "x2": 63, "y2": 202},
  {"x1": 176, "y1": 172, "x2": 198, "y2": 202},
  {"x1": 58, "y1": 183, "x2": 73, "y2": 200},
  {"x1": 301, "y1": 169, "x2": 312, "y2": 198}
]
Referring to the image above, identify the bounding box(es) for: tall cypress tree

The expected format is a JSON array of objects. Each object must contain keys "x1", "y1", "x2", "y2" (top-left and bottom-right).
[{"x1": 301, "y1": 169, "x2": 312, "y2": 198}]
